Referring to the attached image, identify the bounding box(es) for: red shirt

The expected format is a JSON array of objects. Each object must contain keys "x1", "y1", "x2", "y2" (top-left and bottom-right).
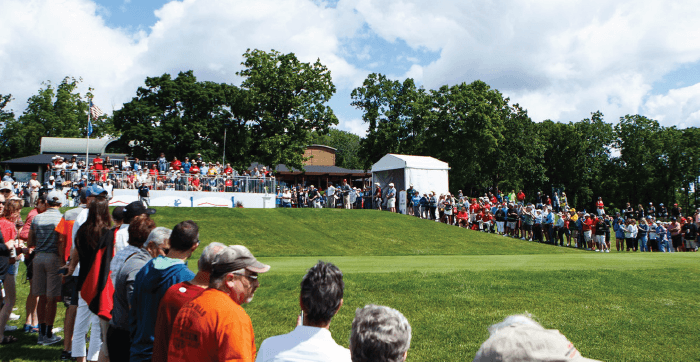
[
  {"x1": 224, "y1": 167, "x2": 233, "y2": 174},
  {"x1": 153, "y1": 282, "x2": 206, "y2": 362},
  {"x1": 517, "y1": 192, "x2": 525, "y2": 201},
  {"x1": 192, "y1": 178, "x2": 200, "y2": 187},
  {"x1": 149, "y1": 168, "x2": 157, "y2": 177},
  {"x1": 172, "y1": 160, "x2": 182, "y2": 170},
  {"x1": 582, "y1": 218, "x2": 594, "y2": 232},
  {"x1": 190, "y1": 165, "x2": 200, "y2": 174},
  {"x1": 225, "y1": 179, "x2": 233, "y2": 187},
  {"x1": 490, "y1": 196, "x2": 497, "y2": 204},
  {"x1": 596, "y1": 200, "x2": 604, "y2": 209},
  {"x1": 94, "y1": 157, "x2": 104, "y2": 170}
]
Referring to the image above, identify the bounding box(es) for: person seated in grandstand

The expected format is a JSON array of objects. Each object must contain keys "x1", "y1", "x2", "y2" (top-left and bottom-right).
[
  {"x1": 189, "y1": 162, "x2": 200, "y2": 175},
  {"x1": 482, "y1": 209, "x2": 494, "y2": 233},
  {"x1": 349, "y1": 305, "x2": 411, "y2": 362},
  {"x1": 473, "y1": 314, "x2": 600, "y2": 362},
  {"x1": 256, "y1": 261, "x2": 349, "y2": 362}
]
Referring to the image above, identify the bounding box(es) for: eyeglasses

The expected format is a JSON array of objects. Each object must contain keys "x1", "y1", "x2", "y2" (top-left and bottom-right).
[{"x1": 232, "y1": 272, "x2": 258, "y2": 281}]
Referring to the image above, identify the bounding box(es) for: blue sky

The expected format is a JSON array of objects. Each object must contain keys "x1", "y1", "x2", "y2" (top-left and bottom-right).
[{"x1": 3, "y1": 0, "x2": 700, "y2": 135}]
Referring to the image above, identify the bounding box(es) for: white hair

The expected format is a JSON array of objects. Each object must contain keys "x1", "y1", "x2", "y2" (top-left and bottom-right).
[
  {"x1": 487, "y1": 313, "x2": 541, "y2": 336},
  {"x1": 350, "y1": 305, "x2": 411, "y2": 362},
  {"x1": 145, "y1": 227, "x2": 172, "y2": 248}
]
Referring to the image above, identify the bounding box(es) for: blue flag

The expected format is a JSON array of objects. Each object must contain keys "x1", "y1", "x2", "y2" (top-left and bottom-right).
[{"x1": 88, "y1": 119, "x2": 93, "y2": 137}]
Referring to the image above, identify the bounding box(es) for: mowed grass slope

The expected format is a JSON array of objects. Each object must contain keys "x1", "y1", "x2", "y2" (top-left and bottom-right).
[
  {"x1": 151, "y1": 207, "x2": 577, "y2": 257},
  {"x1": 3, "y1": 207, "x2": 699, "y2": 361}
]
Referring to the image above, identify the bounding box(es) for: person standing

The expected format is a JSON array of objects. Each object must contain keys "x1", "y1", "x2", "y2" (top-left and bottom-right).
[
  {"x1": 349, "y1": 305, "x2": 412, "y2": 362},
  {"x1": 308, "y1": 185, "x2": 321, "y2": 208},
  {"x1": 28, "y1": 173, "x2": 42, "y2": 207},
  {"x1": 326, "y1": 184, "x2": 336, "y2": 209},
  {"x1": 130, "y1": 221, "x2": 200, "y2": 362},
  {"x1": 373, "y1": 183, "x2": 382, "y2": 210},
  {"x1": 341, "y1": 180, "x2": 352, "y2": 209},
  {"x1": 108, "y1": 222, "x2": 164, "y2": 362},
  {"x1": 256, "y1": 261, "x2": 348, "y2": 362},
  {"x1": 28, "y1": 190, "x2": 65, "y2": 346},
  {"x1": 151, "y1": 242, "x2": 225, "y2": 362},
  {"x1": 168, "y1": 245, "x2": 270, "y2": 362},
  {"x1": 596, "y1": 197, "x2": 605, "y2": 216},
  {"x1": 385, "y1": 183, "x2": 396, "y2": 213}
]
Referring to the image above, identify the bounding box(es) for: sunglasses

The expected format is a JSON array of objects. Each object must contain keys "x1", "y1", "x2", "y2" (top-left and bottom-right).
[{"x1": 232, "y1": 272, "x2": 258, "y2": 281}]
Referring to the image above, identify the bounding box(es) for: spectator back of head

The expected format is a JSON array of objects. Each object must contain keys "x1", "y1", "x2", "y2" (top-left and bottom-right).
[
  {"x1": 198, "y1": 242, "x2": 226, "y2": 273},
  {"x1": 473, "y1": 314, "x2": 601, "y2": 362},
  {"x1": 350, "y1": 305, "x2": 411, "y2": 362},
  {"x1": 128, "y1": 217, "x2": 157, "y2": 248},
  {"x1": 300, "y1": 261, "x2": 344, "y2": 326},
  {"x1": 169, "y1": 220, "x2": 199, "y2": 252}
]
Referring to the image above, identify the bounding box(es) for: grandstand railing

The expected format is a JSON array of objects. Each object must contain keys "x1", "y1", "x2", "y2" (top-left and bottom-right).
[{"x1": 41, "y1": 169, "x2": 276, "y2": 194}]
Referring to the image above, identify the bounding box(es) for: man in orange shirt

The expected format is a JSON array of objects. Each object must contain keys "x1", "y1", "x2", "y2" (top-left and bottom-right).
[{"x1": 168, "y1": 245, "x2": 270, "y2": 362}]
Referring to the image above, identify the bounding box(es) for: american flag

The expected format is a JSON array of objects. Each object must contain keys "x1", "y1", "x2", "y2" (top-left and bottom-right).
[{"x1": 89, "y1": 100, "x2": 103, "y2": 119}]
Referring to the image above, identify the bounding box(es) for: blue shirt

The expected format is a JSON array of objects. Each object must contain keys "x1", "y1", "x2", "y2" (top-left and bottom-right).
[{"x1": 182, "y1": 161, "x2": 191, "y2": 174}]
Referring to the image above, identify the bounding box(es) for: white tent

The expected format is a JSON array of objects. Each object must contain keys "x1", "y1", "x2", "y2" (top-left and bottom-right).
[{"x1": 371, "y1": 154, "x2": 450, "y2": 197}]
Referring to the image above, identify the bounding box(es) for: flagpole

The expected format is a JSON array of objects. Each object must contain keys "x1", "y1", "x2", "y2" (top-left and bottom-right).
[{"x1": 86, "y1": 98, "x2": 91, "y2": 172}]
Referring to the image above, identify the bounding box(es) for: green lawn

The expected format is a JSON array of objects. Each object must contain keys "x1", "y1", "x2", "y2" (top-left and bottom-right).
[{"x1": 3, "y1": 208, "x2": 699, "y2": 361}]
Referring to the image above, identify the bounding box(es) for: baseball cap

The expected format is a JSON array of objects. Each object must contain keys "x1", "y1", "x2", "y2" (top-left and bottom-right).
[
  {"x1": 211, "y1": 245, "x2": 270, "y2": 276},
  {"x1": 474, "y1": 321, "x2": 601, "y2": 362},
  {"x1": 87, "y1": 184, "x2": 108, "y2": 197},
  {"x1": 0, "y1": 182, "x2": 12, "y2": 191},
  {"x1": 46, "y1": 190, "x2": 64, "y2": 205},
  {"x1": 31, "y1": 173, "x2": 37, "y2": 176},
  {"x1": 49, "y1": 176, "x2": 55, "y2": 180},
  {"x1": 124, "y1": 201, "x2": 156, "y2": 220},
  {"x1": 389, "y1": 183, "x2": 394, "y2": 187},
  {"x1": 3, "y1": 170, "x2": 10, "y2": 174}
]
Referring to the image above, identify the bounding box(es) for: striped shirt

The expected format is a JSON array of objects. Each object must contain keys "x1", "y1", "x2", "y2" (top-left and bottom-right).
[{"x1": 31, "y1": 208, "x2": 63, "y2": 254}]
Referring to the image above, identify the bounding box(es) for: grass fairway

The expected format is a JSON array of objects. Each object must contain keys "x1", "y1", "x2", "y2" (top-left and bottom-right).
[{"x1": 3, "y1": 208, "x2": 699, "y2": 361}]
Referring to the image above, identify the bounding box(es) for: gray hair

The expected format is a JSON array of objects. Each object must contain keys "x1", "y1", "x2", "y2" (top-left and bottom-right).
[
  {"x1": 198, "y1": 242, "x2": 226, "y2": 273},
  {"x1": 350, "y1": 305, "x2": 411, "y2": 362},
  {"x1": 486, "y1": 314, "x2": 540, "y2": 336},
  {"x1": 145, "y1": 227, "x2": 172, "y2": 248}
]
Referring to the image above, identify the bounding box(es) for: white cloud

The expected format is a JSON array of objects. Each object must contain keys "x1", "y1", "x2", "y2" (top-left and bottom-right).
[
  {"x1": 3, "y1": 0, "x2": 700, "y2": 138},
  {"x1": 353, "y1": 0, "x2": 700, "y2": 126},
  {"x1": 644, "y1": 83, "x2": 700, "y2": 128},
  {"x1": 337, "y1": 117, "x2": 367, "y2": 137}
]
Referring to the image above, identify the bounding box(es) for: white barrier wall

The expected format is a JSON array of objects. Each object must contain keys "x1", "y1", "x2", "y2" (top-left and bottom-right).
[{"x1": 110, "y1": 189, "x2": 276, "y2": 208}]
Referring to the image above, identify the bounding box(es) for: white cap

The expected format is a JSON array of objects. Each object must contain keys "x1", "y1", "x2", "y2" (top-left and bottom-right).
[
  {"x1": 49, "y1": 176, "x2": 55, "y2": 180},
  {"x1": 388, "y1": 183, "x2": 394, "y2": 187},
  {"x1": 474, "y1": 321, "x2": 600, "y2": 362}
]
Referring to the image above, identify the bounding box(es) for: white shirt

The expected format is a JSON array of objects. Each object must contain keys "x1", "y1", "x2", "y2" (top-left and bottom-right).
[
  {"x1": 114, "y1": 224, "x2": 130, "y2": 253},
  {"x1": 71, "y1": 208, "x2": 89, "y2": 277},
  {"x1": 103, "y1": 183, "x2": 114, "y2": 198},
  {"x1": 256, "y1": 325, "x2": 351, "y2": 362}
]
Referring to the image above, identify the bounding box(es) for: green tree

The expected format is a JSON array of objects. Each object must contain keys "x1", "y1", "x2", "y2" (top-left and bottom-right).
[
  {"x1": 426, "y1": 81, "x2": 507, "y2": 193},
  {"x1": 0, "y1": 77, "x2": 112, "y2": 161},
  {"x1": 236, "y1": 49, "x2": 338, "y2": 171},
  {"x1": 351, "y1": 74, "x2": 427, "y2": 170},
  {"x1": 309, "y1": 128, "x2": 362, "y2": 169},
  {"x1": 114, "y1": 71, "x2": 226, "y2": 161}
]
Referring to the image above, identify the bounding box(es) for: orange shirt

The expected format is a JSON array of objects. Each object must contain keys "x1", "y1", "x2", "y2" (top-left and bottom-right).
[
  {"x1": 55, "y1": 217, "x2": 75, "y2": 263},
  {"x1": 168, "y1": 289, "x2": 255, "y2": 362},
  {"x1": 153, "y1": 281, "x2": 206, "y2": 362}
]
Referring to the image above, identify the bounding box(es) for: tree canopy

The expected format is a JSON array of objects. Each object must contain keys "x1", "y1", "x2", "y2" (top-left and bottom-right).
[
  {"x1": 0, "y1": 77, "x2": 113, "y2": 161},
  {"x1": 113, "y1": 49, "x2": 338, "y2": 171}
]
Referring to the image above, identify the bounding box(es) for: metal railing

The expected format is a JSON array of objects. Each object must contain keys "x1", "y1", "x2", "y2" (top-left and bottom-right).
[{"x1": 41, "y1": 170, "x2": 276, "y2": 194}]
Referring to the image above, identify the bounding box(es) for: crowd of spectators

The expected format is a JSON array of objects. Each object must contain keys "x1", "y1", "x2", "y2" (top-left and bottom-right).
[
  {"x1": 0, "y1": 183, "x2": 416, "y2": 361},
  {"x1": 397, "y1": 188, "x2": 699, "y2": 253}
]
